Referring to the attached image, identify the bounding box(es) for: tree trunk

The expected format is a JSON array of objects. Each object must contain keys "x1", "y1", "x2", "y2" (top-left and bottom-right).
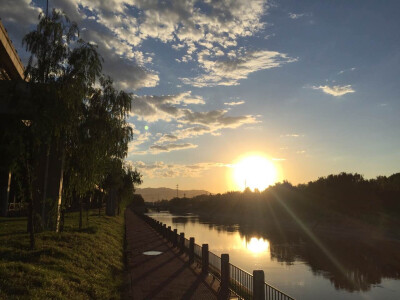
[
  {"x1": 59, "y1": 208, "x2": 65, "y2": 232},
  {"x1": 41, "y1": 145, "x2": 50, "y2": 230},
  {"x1": 0, "y1": 170, "x2": 11, "y2": 217},
  {"x1": 28, "y1": 199, "x2": 35, "y2": 249},
  {"x1": 27, "y1": 165, "x2": 35, "y2": 249},
  {"x1": 86, "y1": 195, "x2": 90, "y2": 226},
  {"x1": 98, "y1": 196, "x2": 101, "y2": 216},
  {"x1": 106, "y1": 189, "x2": 116, "y2": 216},
  {"x1": 55, "y1": 148, "x2": 64, "y2": 232},
  {"x1": 79, "y1": 197, "x2": 83, "y2": 230}
]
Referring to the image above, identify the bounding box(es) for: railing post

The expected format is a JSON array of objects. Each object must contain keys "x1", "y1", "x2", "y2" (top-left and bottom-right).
[
  {"x1": 163, "y1": 224, "x2": 166, "y2": 237},
  {"x1": 220, "y1": 254, "x2": 230, "y2": 298},
  {"x1": 202, "y1": 244, "x2": 209, "y2": 274},
  {"x1": 173, "y1": 229, "x2": 178, "y2": 247},
  {"x1": 253, "y1": 270, "x2": 265, "y2": 300},
  {"x1": 179, "y1": 233, "x2": 185, "y2": 253},
  {"x1": 166, "y1": 226, "x2": 170, "y2": 241},
  {"x1": 189, "y1": 237, "x2": 195, "y2": 264}
]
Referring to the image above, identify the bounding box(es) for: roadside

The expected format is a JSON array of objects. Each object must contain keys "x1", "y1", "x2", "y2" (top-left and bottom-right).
[{"x1": 0, "y1": 210, "x2": 125, "y2": 299}]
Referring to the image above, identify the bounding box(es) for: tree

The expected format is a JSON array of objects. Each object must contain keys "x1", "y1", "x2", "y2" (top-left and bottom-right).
[{"x1": 12, "y1": 9, "x2": 140, "y2": 246}]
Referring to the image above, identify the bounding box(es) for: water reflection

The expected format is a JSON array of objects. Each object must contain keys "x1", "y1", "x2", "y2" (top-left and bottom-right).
[
  {"x1": 150, "y1": 211, "x2": 400, "y2": 298},
  {"x1": 244, "y1": 237, "x2": 270, "y2": 255}
]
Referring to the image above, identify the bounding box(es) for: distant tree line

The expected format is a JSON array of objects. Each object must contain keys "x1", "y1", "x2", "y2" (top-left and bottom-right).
[
  {"x1": 0, "y1": 10, "x2": 141, "y2": 248},
  {"x1": 167, "y1": 172, "x2": 400, "y2": 233}
]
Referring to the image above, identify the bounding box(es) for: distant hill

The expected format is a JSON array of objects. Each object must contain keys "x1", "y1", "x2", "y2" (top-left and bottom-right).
[{"x1": 135, "y1": 187, "x2": 209, "y2": 202}]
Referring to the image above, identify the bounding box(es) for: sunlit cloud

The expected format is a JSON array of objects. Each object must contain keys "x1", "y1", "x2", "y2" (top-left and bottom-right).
[
  {"x1": 181, "y1": 50, "x2": 297, "y2": 87},
  {"x1": 130, "y1": 91, "x2": 205, "y2": 122},
  {"x1": 149, "y1": 143, "x2": 198, "y2": 153},
  {"x1": 224, "y1": 100, "x2": 245, "y2": 106},
  {"x1": 312, "y1": 85, "x2": 355, "y2": 97},
  {"x1": 127, "y1": 161, "x2": 229, "y2": 178},
  {"x1": 281, "y1": 134, "x2": 304, "y2": 138}
]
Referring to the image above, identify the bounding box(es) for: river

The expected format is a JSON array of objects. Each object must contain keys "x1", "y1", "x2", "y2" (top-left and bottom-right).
[{"x1": 147, "y1": 211, "x2": 400, "y2": 299}]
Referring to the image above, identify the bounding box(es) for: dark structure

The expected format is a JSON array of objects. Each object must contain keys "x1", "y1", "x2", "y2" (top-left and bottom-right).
[{"x1": 0, "y1": 19, "x2": 63, "y2": 228}]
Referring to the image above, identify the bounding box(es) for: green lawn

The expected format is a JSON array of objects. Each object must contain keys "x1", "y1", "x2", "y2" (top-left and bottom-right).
[{"x1": 0, "y1": 210, "x2": 126, "y2": 299}]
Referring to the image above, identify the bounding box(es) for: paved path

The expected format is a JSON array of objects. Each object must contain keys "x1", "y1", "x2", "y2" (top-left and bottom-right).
[{"x1": 124, "y1": 208, "x2": 220, "y2": 299}]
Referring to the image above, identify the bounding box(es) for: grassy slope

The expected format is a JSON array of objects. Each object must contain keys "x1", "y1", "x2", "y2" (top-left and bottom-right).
[{"x1": 0, "y1": 210, "x2": 125, "y2": 299}]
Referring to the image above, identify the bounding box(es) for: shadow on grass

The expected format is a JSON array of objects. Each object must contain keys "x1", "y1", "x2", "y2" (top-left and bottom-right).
[{"x1": 71, "y1": 226, "x2": 98, "y2": 234}]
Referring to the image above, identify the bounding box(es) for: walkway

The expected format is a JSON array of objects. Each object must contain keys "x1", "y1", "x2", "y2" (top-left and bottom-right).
[{"x1": 124, "y1": 208, "x2": 219, "y2": 299}]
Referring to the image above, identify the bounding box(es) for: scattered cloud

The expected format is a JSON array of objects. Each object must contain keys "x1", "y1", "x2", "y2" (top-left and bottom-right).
[
  {"x1": 338, "y1": 67, "x2": 356, "y2": 75},
  {"x1": 130, "y1": 91, "x2": 205, "y2": 122},
  {"x1": 149, "y1": 143, "x2": 198, "y2": 153},
  {"x1": 312, "y1": 85, "x2": 355, "y2": 97},
  {"x1": 181, "y1": 50, "x2": 297, "y2": 87},
  {"x1": 127, "y1": 160, "x2": 229, "y2": 178},
  {"x1": 281, "y1": 134, "x2": 303, "y2": 138},
  {"x1": 289, "y1": 13, "x2": 305, "y2": 19},
  {"x1": 224, "y1": 100, "x2": 245, "y2": 106},
  {"x1": 129, "y1": 91, "x2": 259, "y2": 143},
  {"x1": 128, "y1": 130, "x2": 152, "y2": 153},
  {"x1": 156, "y1": 134, "x2": 178, "y2": 144}
]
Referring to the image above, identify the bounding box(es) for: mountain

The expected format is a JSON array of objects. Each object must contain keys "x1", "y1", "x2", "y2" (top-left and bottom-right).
[{"x1": 135, "y1": 187, "x2": 209, "y2": 202}]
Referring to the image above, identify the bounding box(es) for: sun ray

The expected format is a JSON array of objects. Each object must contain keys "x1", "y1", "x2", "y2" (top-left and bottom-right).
[{"x1": 233, "y1": 155, "x2": 277, "y2": 191}]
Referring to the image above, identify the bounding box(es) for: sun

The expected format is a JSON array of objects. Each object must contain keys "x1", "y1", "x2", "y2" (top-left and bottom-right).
[{"x1": 233, "y1": 155, "x2": 277, "y2": 191}]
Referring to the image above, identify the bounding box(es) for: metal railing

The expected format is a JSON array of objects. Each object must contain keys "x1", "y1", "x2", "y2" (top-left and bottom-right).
[
  {"x1": 137, "y1": 212, "x2": 295, "y2": 300},
  {"x1": 184, "y1": 238, "x2": 190, "y2": 249},
  {"x1": 264, "y1": 283, "x2": 294, "y2": 300},
  {"x1": 209, "y1": 251, "x2": 221, "y2": 276},
  {"x1": 230, "y1": 263, "x2": 253, "y2": 300},
  {"x1": 194, "y1": 243, "x2": 202, "y2": 259}
]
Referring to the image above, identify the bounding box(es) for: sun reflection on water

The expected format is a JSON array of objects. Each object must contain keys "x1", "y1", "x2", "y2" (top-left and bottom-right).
[{"x1": 243, "y1": 237, "x2": 270, "y2": 254}]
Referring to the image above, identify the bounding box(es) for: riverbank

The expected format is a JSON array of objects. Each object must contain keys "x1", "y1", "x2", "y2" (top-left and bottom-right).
[
  {"x1": 0, "y1": 210, "x2": 125, "y2": 299},
  {"x1": 169, "y1": 206, "x2": 400, "y2": 242}
]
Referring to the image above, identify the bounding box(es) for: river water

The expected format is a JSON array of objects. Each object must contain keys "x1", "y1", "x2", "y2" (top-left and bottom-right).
[{"x1": 147, "y1": 211, "x2": 400, "y2": 299}]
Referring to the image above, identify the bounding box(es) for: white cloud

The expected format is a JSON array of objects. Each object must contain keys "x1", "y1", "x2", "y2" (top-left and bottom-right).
[
  {"x1": 149, "y1": 143, "x2": 198, "y2": 153},
  {"x1": 224, "y1": 100, "x2": 245, "y2": 106},
  {"x1": 128, "y1": 131, "x2": 152, "y2": 153},
  {"x1": 338, "y1": 67, "x2": 356, "y2": 75},
  {"x1": 130, "y1": 91, "x2": 206, "y2": 122},
  {"x1": 76, "y1": 0, "x2": 268, "y2": 60},
  {"x1": 289, "y1": 13, "x2": 305, "y2": 19},
  {"x1": 128, "y1": 160, "x2": 229, "y2": 178},
  {"x1": 180, "y1": 109, "x2": 258, "y2": 128},
  {"x1": 156, "y1": 134, "x2": 178, "y2": 144},
  {"x1": 181, "y1": 50, "x2": 297, "y2": 87},
  {"x1": 312, "y1": 85, "x2": 355, "y2": 97},
  {"x1": 2, "y1": 0, "x2": 288, "y2": 90},
  {"x1": 280, "y1": 134, "x2": 303, "y2": 138},
  {"x1": 130, "y1": 92, "x2": 258, "y2": 141}
]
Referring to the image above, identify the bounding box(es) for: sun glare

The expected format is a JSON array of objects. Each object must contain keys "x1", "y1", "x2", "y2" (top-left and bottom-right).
[
  {"x1": 233, "y1": 155, "x2": 277, "y2": 191},
  {"x1": 243, "y1": 237, "x2": 270, "y2": 254}
]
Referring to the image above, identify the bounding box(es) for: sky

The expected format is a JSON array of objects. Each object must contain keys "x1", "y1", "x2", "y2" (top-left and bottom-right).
[{"x1": 1, "y1": 0, "x2": 400, "y2": 193}]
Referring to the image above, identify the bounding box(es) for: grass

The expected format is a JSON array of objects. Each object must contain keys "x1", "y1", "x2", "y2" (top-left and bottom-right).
[{"x1": 0, "y1": 210, "x2": 126, "y2": 299}]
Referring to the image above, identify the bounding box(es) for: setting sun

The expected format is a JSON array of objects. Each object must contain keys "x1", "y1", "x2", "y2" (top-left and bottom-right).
[{"x1": 233, "y1": 155, "x2": 277, "y2": 191}]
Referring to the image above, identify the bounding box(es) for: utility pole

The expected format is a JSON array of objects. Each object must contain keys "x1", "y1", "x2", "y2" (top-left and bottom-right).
[{"x1": 176, "y1": 184, "x2": 179, "y2": 198}]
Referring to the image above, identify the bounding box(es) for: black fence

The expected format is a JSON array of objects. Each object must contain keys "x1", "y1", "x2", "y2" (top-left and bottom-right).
[{"x1": 137, "y1": 213, "x2": 295, "y2": 300}]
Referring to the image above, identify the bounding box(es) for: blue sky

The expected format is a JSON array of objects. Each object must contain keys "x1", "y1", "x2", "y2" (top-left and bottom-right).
[{"x1": 2, "y1": 0, "x2": 399, "y2": 192}]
